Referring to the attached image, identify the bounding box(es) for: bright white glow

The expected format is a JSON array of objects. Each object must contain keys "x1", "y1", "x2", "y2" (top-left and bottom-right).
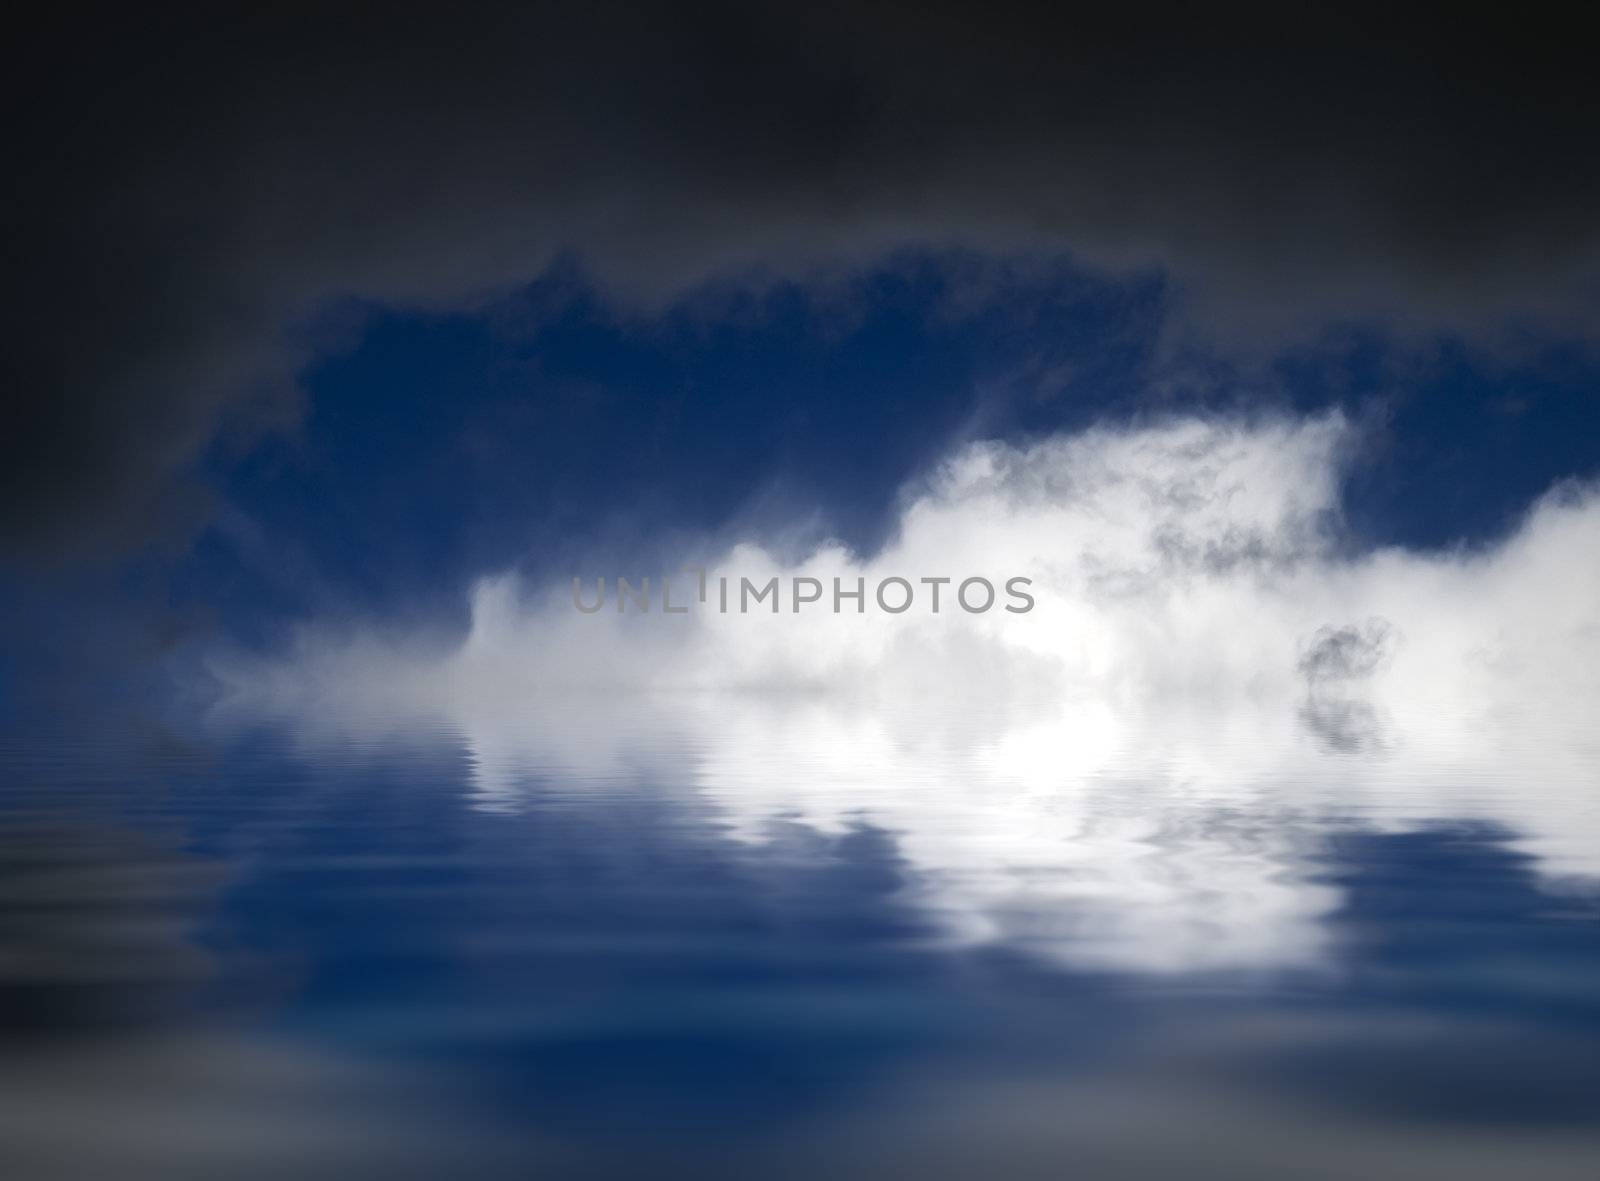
[{"x1": 206, "y1": 413, "x2": 1600, "y2": 973}]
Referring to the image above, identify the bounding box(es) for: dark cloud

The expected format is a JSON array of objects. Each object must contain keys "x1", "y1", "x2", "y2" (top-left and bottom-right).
[
  {"x1": 6, "y1": 2, "x2": 1599, "y2": 558},
  {"x1": 1297, "y1": 619, "x2": 1394, "y2": 750},
  {"x1": 1299, "y1": 619, "x2": 1396, "y2": 684}
]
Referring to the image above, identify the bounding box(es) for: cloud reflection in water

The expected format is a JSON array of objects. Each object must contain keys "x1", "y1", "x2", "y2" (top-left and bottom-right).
[{"x1": 212, "y1": 415, "x2": 1600, "y2": 976}]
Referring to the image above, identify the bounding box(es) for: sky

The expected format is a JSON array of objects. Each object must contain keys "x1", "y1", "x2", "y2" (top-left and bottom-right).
[
  {"x1": 3, "y1": 4, "x2": 1599, "y2": 705},
  {"x1": 5, "y1": 11, "x2": 1600, "y2": 1178}
]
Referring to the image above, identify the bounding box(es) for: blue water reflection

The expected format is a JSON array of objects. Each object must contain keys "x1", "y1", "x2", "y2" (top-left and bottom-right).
[{"x1": 2, "y1": 703, "x2": 1598, "y2": 1179}]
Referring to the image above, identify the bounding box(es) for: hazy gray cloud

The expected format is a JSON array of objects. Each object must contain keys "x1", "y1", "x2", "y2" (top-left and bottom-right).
[
  {"x1": 1299, "y1": 620, "x2": 1395, "y2": 684},
  {"x1": 7, "y1": 3, "x2": 1600, "y2": 557}
]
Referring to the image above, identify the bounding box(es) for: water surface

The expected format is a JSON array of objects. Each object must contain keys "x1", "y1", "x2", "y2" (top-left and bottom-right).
[{"x1": 3, "y1": 695, "x2": 1598, "y2": 1179}]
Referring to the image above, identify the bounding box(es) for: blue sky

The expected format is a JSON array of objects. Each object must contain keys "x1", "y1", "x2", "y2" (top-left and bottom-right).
[{"x1": 164, "y1": 252, "x2": 1598, "y2": 650}]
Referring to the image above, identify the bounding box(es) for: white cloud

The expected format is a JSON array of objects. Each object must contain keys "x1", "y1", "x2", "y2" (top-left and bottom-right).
[{"x1": 206, "y1": 413, "x2": 1600, "y2": 973}]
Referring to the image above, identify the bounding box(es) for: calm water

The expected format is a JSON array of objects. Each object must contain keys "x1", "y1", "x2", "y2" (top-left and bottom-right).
[{"x1": 3, "y1": 694, "x2": 1599, "y2": 1179}]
